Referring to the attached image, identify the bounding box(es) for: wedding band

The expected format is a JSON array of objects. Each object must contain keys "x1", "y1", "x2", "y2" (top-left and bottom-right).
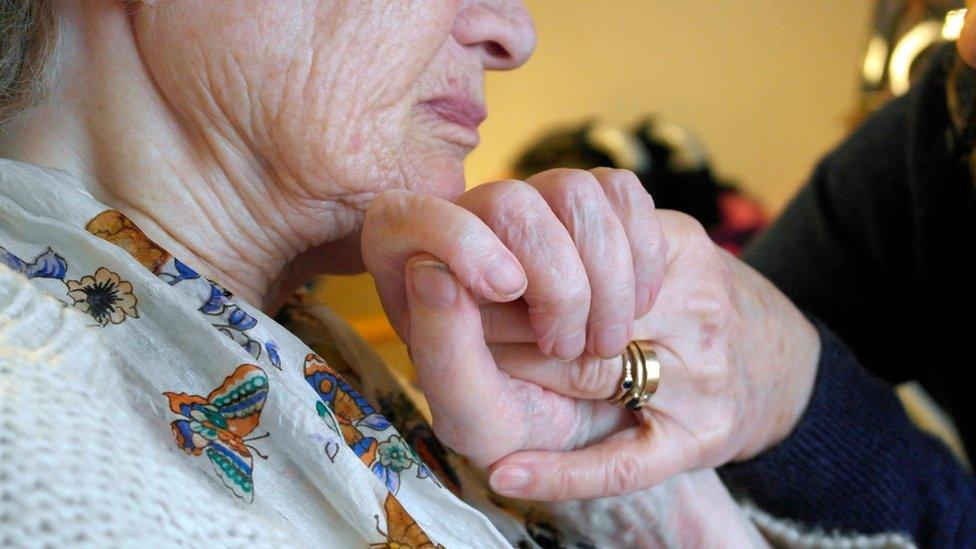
[{"x1": 608, "y1": 341, "x2": 660, "y2": 410}]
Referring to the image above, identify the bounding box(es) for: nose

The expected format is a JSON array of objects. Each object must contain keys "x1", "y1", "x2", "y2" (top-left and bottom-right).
[{"x1": 453, "y1": 0, "x2": 537, "y2": 70}]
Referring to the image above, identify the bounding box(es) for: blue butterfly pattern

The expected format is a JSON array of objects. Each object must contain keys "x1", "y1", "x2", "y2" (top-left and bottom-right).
[
  {"x1": 0, "y1": 246, "x2": 67, "y2": 280},
  {"x1": 158, "y1": 258, "x2": 282, "y2": 369}
]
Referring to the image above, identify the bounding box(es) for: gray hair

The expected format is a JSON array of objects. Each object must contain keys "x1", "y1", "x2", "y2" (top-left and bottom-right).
[{"x1": 0, "y1": 0, "x2": 56, "y2": 129}]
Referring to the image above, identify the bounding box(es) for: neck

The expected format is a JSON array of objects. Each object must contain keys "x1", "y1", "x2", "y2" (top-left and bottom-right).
[{"x1": 0, "y1": 3, "x2": 358, "y2": 310}]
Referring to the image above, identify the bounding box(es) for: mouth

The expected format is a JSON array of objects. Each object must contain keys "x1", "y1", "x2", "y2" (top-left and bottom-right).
[{"x1": 420, "y1": 96, "x2": 487, "y2": 130}]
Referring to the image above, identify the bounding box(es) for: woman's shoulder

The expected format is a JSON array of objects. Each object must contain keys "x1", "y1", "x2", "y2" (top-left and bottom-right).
[
  {"x1": 0, "y1": 263, "x2": 102, "y2": 361},
  {"x1": 0, "y1": 264, "x2": 297, "y2": 547}
]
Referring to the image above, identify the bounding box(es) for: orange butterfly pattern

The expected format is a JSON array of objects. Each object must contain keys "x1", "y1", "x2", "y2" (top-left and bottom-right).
[
  {"x1": 304, "y1": 353, "x2": 434, "y2": 495},
  {"x1": 371, "y1": 493, "x2": 444, "y2": 549},
  {"x1": 164, "y1": 364, "x2": 270, "y2": 503}
]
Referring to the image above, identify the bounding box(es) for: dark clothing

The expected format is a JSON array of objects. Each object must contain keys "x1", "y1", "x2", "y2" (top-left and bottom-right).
[{"x1": 719, "y1": 46, "x2": 976, "y2": 546}]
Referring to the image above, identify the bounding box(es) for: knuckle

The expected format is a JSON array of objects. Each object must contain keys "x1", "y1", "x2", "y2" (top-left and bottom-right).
[
  {"x1": 568, "y1": 355, "x2": 618, "y2": 397},
  {"x1": 692, "y1": 345, "x2": 737, "y2": 398},
  {"x1": 594, "y1": 167, "x2": 646, "y2": 199},
  {"x1": 643, "y1": 228, "x2": 668, "y2": 258},
  {"x1": 665, "y1": 210, "x2": 708, "y2": 241},
  {"x1": 550, "y1": 467, "x2": 576, "y2": 501},
  {"x1": 429, "y1": 419, "x2": 459, "y2": 449},
  {"x1": 696, "y1": 415, "x2": 736, "y2": 458},
  {"x1": 477, "y1": 178, "x2": 528, "y2": 198},
  {"x1": 530, "y1": 276, "x2": 591, "y2": 317},
  {"x1": 604, "y1": 167, "x2": 642, "y2": 187},
  {"x1": 476, "y1": 179, "x2": 542, "y2": 216},
  {"x1": 682, "y1": 281, "x2": 734, "y2": 328},
  {"x1": 684, "y1": 290, "x2": 731, "y2": 321},
  {"x1": 362, "y1": 191, "x2": 393, "y2": 236},
  {"x1": 551, "y1": 170, "x2": 604, "y2": 206},
  {"x1": 361, "y1": 190, "x2": 415, "y2": 264},
  {"x1": 696, "y1": 360, "x2": 730, "y2": 394},
  {"x1": 551, "y1": 463, "x2": 595, "y2": 501},
  {"x1": 714, "y1": 417, "x2": 735, "y2": 447},
  {"x1": 370, "y1": 188, "x2": 413, "y2": 217},
  {"x1": 475, "y1": 181, "x2": 552, "y2": 237},
  {"x1": 606, "y1": 453, "x2": 644, "y2": 497},
  {"x1": 655, "y1": 237, "x2": 670, "y2": 263}
]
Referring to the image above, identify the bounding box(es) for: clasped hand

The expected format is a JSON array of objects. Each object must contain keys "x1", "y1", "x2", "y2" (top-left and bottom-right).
[{"x1": 362, "y1": 168, "x2": 819, "y2": 502}]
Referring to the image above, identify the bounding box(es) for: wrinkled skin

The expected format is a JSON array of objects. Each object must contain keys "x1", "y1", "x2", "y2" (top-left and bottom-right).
[
  {"x1": 7, "y1": 1, "x2": 534, "y2": 306},
  {"x1": 133, "y1": 1, "x2": 534, "y2": 213}
]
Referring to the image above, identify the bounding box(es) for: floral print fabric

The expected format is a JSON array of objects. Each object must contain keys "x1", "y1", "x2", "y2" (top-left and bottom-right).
[
  {"x1": 65, "y1": 267, "x2": 139, "y2": 325},
  {"x1": 0, "y1": 159, "x2": 591, "y2": 548},
  {"x1": 0, "y1": 244, "x2": 140, "y2": 326}
]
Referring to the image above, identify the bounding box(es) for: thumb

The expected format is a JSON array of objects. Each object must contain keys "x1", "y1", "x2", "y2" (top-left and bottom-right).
[
  {"x1": 487, "y1": 421, "x2": 692, "y2": 501},
  {"x1": 405, "y1": 254, "x2": 513, "y2": 466}
]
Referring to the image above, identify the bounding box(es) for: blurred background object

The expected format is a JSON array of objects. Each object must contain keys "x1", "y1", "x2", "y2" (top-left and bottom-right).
[
  {"x1": 511, "y1": 118, "x2": 766, "y2": 256},
  {"x1": 856, "y1": 0, "x2": 965, "y2": 122},
  {"x1": 466, "y1": 1, "x2": 874, "y2": 215}
]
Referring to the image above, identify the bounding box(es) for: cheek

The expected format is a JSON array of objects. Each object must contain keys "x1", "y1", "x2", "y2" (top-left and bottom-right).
[
  {"x1": 294, "y1": 4, "x2": 466, "y2": 199},
  {"x1": 319, "y1": 111, "x2": 467, "y2": 205},
  {"x1": 135, "y1": 1, "x2": 464, "y2": 201}
]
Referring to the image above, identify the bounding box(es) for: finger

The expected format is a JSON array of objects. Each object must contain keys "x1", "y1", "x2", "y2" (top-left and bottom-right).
[
  {"x1": 637, "y1": 210, "x2": 723, "y2": 340},
  {"x1": 405, "y1": 255, "x2": 579, "y2": 465},
  {"x1": 490, "y1": 343, "x2": 621, "y2": 400},
  {"x1": 457, "y1": 180, "x2": 591, "y2": 360},
  {"x1": 525, "y1": 169, "x2": 636, "y2": 359},
  {"x1": 488, "y1": 422, "x2": 693, "y2": 501},
  {"x1": 480, "y1": 301, "x2": 535, "y2": 343},
  {"x1": 362, "y1": 189, "x2": 527, "y2": 339},
  {"x1": 589, "y1": 167, "x2": 667, "y2": 317},
  {"x1": 405, "y1": 254, "x2": 510, "y2": 463}
]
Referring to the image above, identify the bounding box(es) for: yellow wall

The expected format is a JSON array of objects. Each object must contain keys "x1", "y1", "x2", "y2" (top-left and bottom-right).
[
  {"x1": 319, "y1": 1, "x2": 875, "y2": 361},
  {"x1": 467, "y1": 0, "x2": 874, "y2": 213}
]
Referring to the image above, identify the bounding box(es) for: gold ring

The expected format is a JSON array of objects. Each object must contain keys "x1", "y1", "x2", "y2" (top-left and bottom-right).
[{"x1": 608, "y1": 341, "x2": 660, "y2": 410}]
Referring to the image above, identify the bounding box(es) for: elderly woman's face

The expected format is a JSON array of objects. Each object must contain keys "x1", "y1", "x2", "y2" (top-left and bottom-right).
[{"x1": 133, "y1": 2, "x2": 534, "y2": 208}]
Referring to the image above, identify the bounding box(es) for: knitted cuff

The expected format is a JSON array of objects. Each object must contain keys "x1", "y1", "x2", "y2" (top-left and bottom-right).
[{"x1": 718, "y1": 319, "x2": 921, "y2": 536}]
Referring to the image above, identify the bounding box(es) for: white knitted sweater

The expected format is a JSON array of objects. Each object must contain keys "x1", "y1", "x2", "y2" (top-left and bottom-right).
[{"x1": 0, "y1": 267, "x2": 301, "y2": 547}]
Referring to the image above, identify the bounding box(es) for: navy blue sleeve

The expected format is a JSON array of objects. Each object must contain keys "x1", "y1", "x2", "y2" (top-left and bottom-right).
[{"x1": 719, "y1": 320, "x2": 976, "y2": 546}]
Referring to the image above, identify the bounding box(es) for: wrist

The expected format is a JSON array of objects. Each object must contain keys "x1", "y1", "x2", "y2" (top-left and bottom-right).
[{"x1": 726, "y1": 252, "x2": 820, "y2": 461}]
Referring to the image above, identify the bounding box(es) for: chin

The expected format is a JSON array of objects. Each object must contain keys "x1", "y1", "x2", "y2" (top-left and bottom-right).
[{"x1": 405, "y1": 155, "x2": 468, "y2": 202}]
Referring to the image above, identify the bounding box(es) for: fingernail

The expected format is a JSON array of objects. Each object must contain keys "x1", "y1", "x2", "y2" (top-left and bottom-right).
[
  {"x1": 594, "y1": 323, "x2": 629, "y2": 359},
  {"x1": 552, "y1": 330, "x2": 585, "y2": 361},
  {"x1": 490, "y1": 466, "x2": 532, "y2": 493},
  {"x1": 410, "y1": 261, "x2": 458, "y2": 308},
  {"x1": 484, "y1": 256, "x2": 526, "y2": 299}
]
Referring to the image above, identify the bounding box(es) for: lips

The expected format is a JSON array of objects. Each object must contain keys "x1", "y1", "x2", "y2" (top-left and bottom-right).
[{"x1": 421, "y1": 96, "x2": 488, "y2": 131}]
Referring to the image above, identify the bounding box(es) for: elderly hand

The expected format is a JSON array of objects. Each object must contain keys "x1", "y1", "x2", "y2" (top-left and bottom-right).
[
  {"x1": 361, "y1": 168, "x2": 820, "y2": 501},
  {"x1": 364, "y1": 168, "x2": 666, "y2": 361}
]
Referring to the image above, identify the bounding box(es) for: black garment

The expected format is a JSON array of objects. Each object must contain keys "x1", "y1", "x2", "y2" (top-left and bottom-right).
[
  {"x1": 747, "y1": 45, "x2": 976, "y2": 464},
  {"x1": 719, "y1": 45, "x2": 976, "y2": 545}
]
